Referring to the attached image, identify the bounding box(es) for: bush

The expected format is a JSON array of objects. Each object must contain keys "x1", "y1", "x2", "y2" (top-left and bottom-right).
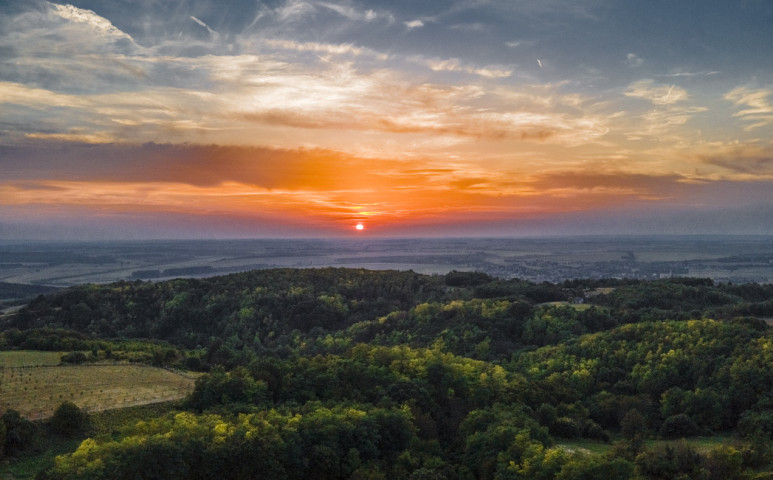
[
  {"x1": 50, "y1": 401, "x2": 89, "y2": 437},
  {"x1": 557, "y1": 456, "x2": 633, "y2": 480},
  {"x1": 0, "y1": 419, "x2": 5, "y2": 459},
  {"x1": 660, "y1": 414, "x2": 699, "y2": 439},
  {"x1": 551, "y1": 417, "x2": 581, "y2": 438},
  {"x1": 635, "y1": 440, "x2": 703, "y2": 480},
  {"x1": 60, "y1": 351, "x2": 88, "y2": 365},
  {"x1": 621, "y1": 408, "x2": 647, "y2": 441},
  {"x1": 737, "y1": 410, "x2": 773, "y2": 440},
  {"x1": 704, "y1": 445, "x2": 743, "y2": 480},
  {"x1": 1, "y1": 409, "x2": 38, "y2": 455},
  {"x1": 582, "y1": 419, "x2": 611, "y2": 442}
]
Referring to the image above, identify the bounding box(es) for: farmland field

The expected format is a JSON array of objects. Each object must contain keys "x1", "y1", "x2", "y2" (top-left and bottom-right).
[
  {"x1": 0, "y1": 363, "x2": 196, "y2": 420},
  {"x1": 0, "y1": 350, "x2": 62, "y2": 367}
]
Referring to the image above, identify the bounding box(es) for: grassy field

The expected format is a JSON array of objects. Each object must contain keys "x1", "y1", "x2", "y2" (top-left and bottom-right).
[
  {"x1": 559, "y1": 435, "x2": 739, "y2": 457},
  {"x1": 0, "y1": 362, "x2": 196, "y2": 420},
  {"x1": 541, "y1": 301, "x2": 593, "y2": 311},
  {"x1": 0, "y1": 350, "x2": 63, "y2": 367}
]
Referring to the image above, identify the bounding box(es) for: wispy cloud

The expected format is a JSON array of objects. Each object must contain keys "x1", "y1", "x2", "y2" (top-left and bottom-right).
[
  {"x1": 408, "y1": 56, "x2": 512, "y2": 78},
  {"x1": 3, "y1": 0, "x2": 604, "y2": 153},
  {"x1": 190, "y1": 16, "x2": 217, "y2": 37},
  {"x1": 263, "y1": 38, "x2": 388, "y2": 60},
  {"x1": 698, "y1": 144, "x2": 773, "y2": 178},
  {"x1": 450, "y1": 22, "x2": 489, "y2": 32},
  {"x1": 0, "y1": 141, "x2": 720, "y2": 225},
  {"x1": 1, "y1": 0, "x2": 771, "y2": 236},
  {"x1": 660, "y1": 71, "x2": 720, "y2": 78},
  {"x1": 275, "y1": 0, "x2": 317, "y2": 22},
  {"x1": 625, "y1": 79, "x2": 687, "y2": 105},
  {"x1": 318, "y1": 2, "x2": 394, "y2": 24},
  {"x1": 725, "y1": 86, "x2": 773, "y2": 131},
  {"x1": 618, "y1": 79, "x2": 706, "y2": 142},
  {"x1": 505, "y1": 40, "x2": 536, "y2": 48},
  {"x1": 625, "y1": 53, "x2": 643, "y2": 67},
  {"x1": 50, "y1": 3, "x2": 132, "y2": 41}
]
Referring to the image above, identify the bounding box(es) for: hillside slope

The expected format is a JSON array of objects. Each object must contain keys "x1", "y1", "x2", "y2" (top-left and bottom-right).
[{"x1": 3, "y1": 269, "x2": 773, "y2": 479}]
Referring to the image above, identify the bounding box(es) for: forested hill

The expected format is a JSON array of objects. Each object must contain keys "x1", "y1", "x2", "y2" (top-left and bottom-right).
[
  {"x1": 4, "y1": 269, "x2": 773, "y2": 479},
  {"x1": 6, "y1": 269, "x2": 772, "y2": 361}
]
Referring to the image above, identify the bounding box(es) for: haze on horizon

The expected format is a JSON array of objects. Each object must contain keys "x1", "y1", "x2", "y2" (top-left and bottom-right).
[{"x1": 1, "y1": 0, "x2": 772, "y2": 240}]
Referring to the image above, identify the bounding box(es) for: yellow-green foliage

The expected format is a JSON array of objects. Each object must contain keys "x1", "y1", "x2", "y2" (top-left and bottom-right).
[
  {"x1": 48, "y1": 405, "x2": 417, "y2": 480},
  {"x1": 0, "y1": 364, "x2": 195, "y2": 420}
]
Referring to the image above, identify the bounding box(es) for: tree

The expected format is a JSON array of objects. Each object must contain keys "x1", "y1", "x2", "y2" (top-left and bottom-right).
[
  {"x1": 50, "y1": 401, "x2": 89, "y2": 437},
  {"x1": 1, "y1": 409, "x2": 38, "y2": 456},
  {"x1": 704, "y1": 445, "x2": 743, "y2": 480},
  {"x1": 60, "y1": 351, "x2": 88, "y2": 364},
  {"x1": 0, "y1": 418, "x2": 5, "y2": 459},
  {"x1": 621, "y1": 408, "x2": 647, "y2": 442},
  {"x1": 660, "y1": 413, "x2": 699, "y2": 439},
  {"x1": 617, "y1": 408, "x2": 647, "y2": 457},
  {"x1": 556, "y1": 456, "x2": 633, "y2": 480},
  {"x1": 635, "y1": 440, "x2": 704, "y2": 480}
]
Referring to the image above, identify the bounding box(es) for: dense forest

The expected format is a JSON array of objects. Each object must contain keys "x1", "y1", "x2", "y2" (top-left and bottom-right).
[{"x1": 2, "y1": 268, "x2": 773, "y2": 479}]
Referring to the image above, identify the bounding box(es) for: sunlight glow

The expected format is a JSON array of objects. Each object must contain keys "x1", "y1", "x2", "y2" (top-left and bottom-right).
[{"x1": 1, "y1": 1, "x2": 771, "y2": 238}]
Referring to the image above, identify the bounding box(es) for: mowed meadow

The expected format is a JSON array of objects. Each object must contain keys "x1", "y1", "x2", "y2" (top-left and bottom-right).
[{"x1": 0, "y1": 351, "x2": 196, "y2": 420}]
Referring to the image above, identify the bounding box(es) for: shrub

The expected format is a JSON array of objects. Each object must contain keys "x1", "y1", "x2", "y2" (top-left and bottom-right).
[
  {"x1": 1, "y1": 409, "x2": 38, "y2": 455},
  {"x1": 660, "y1": 414, "x2": 699, "y2": 439},
  {"x1": 551, "y1": 417, "x2": 581, "y2": 438},
  {"x1": 582, "y1": 419, "x2": 611, "y2": 442},
  {"x1": 50, "y1": 401, "x2": 89, "y2": 437},
  {"x1": 60, "y1": 351, "x2": 88, "y2": 365}
]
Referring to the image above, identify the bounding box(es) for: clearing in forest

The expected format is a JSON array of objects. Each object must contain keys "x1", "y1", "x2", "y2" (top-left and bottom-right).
[{"x1": 0, "y1": 362, "x2": 196, "y2": 420}]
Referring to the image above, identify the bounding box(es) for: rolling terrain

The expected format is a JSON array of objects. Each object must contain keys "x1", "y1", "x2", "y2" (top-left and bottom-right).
[{"x1": 1, "y1": 267, "x2": 772, "y2": 479}]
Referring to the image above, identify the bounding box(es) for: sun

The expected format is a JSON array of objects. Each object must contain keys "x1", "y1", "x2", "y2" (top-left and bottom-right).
[{"x1": 355, "y1": 223, "x2": 364, "y2": 231}]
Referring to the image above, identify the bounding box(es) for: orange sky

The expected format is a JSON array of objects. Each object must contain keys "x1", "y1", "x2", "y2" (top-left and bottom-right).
[{"x1": 1, "y1": 1, "x2": 772, "y2": 238}]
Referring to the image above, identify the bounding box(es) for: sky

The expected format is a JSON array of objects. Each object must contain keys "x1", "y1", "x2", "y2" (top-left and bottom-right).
[{"x1": 1, "y1": 0, "x2": 772, "y2": 239}]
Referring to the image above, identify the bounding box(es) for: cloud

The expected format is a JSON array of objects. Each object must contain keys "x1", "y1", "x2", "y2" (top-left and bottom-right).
[
  {"x1": 404, "y1": 19, "x2": 424, "y2": 29},
  {"x1": 621, "y1": 105, "x2": 706, "y2": 141},
  {"x1": 618, "y1": 80, "x2": 707, "y2": 142},
  {"x1": 450, "y1": 22, "x2": 488, "y2": 32},
  {"x1": 0, "y1": 141, "x2": 418, "y2": 190},
  {"x1": 408, "y1": 56, "x2": 512, "y2": 78},
  {"x1": 0, "y1": 142, "x2": 673, "y2": 209},
  {"x1": 1, "y1": 34, "x2": 607, "y2": 150},
  {"x1": 505, "y1": 40, "x2": 536, "y2": 49},
  {"x1": 263, "y1": 38, "x2": 388, "y2": 60},
  {"x1": 190, "y1": 16, "x2": 217, "y2": 37},
  {"x1": 50, "y1": 3, "x2": 132, "y2": 41},
  {"x1": 4, "y1": 139, "x2": 772, "y2": 236},
  {"x1": 625, "y1": 53, "x2": 643, "y2": 67},
  {"x1": 725, "y1": 86, "x2": 773, "y2": 131},
  {"x1": 532, "y1": 172, "x2": 686, "y2": 199},
  {"x1": 659, "y1": 71, "x2": 720, "y2": 78},
  {"x1": 318, "y1": 3, "x2": 394, "y2": 23},
  {"x1": 0, "y1": 82, "x2": 88, "y2": 108},
  {"x1": 276, "y1": 0, "x2": 317, "y2": 22},
  {"x1": 625, "y1": 79, "x2": 687, "y2": 105},
  {"x1": 698, "y1": 145, "x2": 773, "y2": 177}
]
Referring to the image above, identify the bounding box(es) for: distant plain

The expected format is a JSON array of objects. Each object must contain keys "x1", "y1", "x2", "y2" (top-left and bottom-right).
[{"x1": 1, "y1": 237, "x2": 772, "y2": 294}]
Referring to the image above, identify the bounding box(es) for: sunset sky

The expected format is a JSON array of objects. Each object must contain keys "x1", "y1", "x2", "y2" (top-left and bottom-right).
[{"x1": 1, "y1": 0, "x2": 772, "y2": 239}]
